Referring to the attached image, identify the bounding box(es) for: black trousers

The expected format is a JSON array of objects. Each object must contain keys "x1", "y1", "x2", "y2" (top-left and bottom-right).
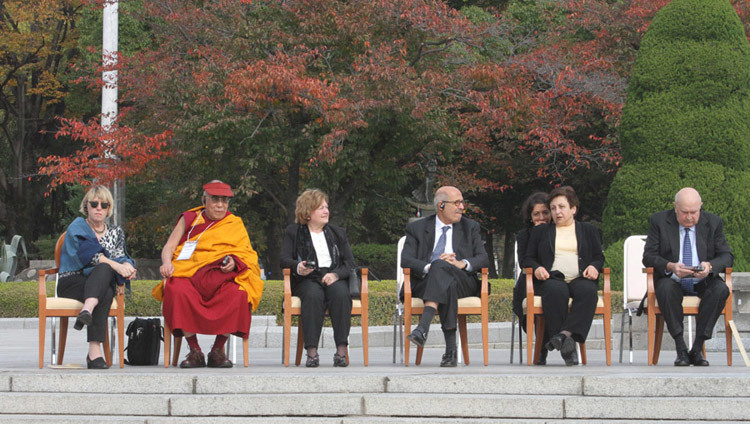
[
  {"x1": 654, "y1": 275, "x2": 729, "y2": 341},
  {"x1": 291, "y1": 278, "x2": 352, "y2": 349},
  {"x1": 58, "y1": 263, "x2": 116, "y2": 343},
  {"x1": 415, "y1": 260, "x2": 478, "y2": 331},
  {"x1": 537, "y1": 277, "x2": 598, "y2": 343}
]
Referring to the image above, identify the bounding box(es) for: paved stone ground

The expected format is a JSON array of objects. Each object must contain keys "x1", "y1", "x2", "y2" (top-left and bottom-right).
[{"x1": 3, "y1": 317, "x2": 747, "y2": 373}]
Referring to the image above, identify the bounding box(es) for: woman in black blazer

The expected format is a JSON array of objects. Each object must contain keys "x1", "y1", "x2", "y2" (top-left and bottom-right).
[
  {"x1": 522, "y1": 186, "x2": 604, "y2": 365},
  {"x1": 280, "y1": 189, "x2": 356, "y2": 368},
  {"x1": 512, "y1": 193, "x2": 551, "y2": 345}
]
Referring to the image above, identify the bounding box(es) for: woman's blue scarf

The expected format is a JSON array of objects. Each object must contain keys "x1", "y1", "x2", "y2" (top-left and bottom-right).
[{"x1": 59, "y1": 217, "x2": 134, "y2": 289}]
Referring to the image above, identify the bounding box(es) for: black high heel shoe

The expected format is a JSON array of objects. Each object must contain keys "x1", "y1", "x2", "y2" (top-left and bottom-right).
[
  {"x1": 74, "y1": 310, "x2": 92, "y2": 331},
  {"x1": 86, "y1": 355, "x2": 109, "y2": 369}
]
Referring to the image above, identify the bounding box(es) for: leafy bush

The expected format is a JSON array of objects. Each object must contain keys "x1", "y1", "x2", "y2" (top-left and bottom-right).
[
  {"x1": 603, "y1": 0, "x2": 750, "y2": 271},
  {"x1": 351, "y1": 244, "x2": 398, "y2": 280}
]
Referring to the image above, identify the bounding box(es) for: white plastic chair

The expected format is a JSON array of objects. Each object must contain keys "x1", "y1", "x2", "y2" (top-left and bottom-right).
[
  {"x1": 509, "y1": 241, "x2": 523, "y2": 363},
  {"x1": 619, "y1": 235, "x2": 648, "y2": 363},
  {"x1": 392, "y1": 236, "x2": 407, "y2": 363}
]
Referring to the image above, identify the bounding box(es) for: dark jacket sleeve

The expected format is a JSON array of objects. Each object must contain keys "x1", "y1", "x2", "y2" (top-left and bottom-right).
[
  {"x1": 464, "y1": 219, "x2": 489, "y2": 271},
  {"x1": 516, "y1": 229, "x2": 529, "y2": 263},
  {"x1": 582, "y1": 222, "x2": 605, "y2": 273},
  {"x1": 329, "y1": 225, "x2": 354, "y2": 280},
  {"x1": 279, "y1": 224, "x2": 300, "y2": 273},
  {"x1": 708, "y1": 216, "x2": 733, "y2": 274},
  {"x1": 521, "y1": 224, "x2": 546, "y2": 271},
  {"x1": 401, "y1": 220, "x2": 429, "y2": 278}
]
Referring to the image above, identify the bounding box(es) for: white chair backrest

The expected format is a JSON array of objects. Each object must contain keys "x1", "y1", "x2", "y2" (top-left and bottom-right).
[
  {"x1": 514, "y1": 240, "x2": 521, "y2": 280},
  {"x1": 623, "y1": 235, "x2": 648, "y2": 305},
  {"x1": 396, "y1": 236, "x2": 406, "y2": 301}
]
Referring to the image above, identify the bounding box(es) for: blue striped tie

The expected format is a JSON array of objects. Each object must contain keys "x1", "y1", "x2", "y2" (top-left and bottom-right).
[
  {"x1": 430, "y1": 226, "x2": 449, "y2": 262},
  {"x1": 680, "y1": 228, "x2": 697, "y2": 295}
]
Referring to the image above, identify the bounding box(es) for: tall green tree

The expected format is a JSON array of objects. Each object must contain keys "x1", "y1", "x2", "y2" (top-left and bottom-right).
[{"x1": 603, "y1": 0, "x2": 750, "y2": 272}]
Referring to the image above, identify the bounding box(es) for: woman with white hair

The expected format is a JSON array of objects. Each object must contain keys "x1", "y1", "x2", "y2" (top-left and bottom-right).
[{"x1": 58, "y1": 185, "x2": 136, "y2": 369}]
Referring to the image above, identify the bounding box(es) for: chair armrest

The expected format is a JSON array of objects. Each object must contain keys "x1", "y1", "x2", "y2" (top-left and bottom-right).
[
  {"x1": 524, "y1": 268, "x2": 535, "y2": 296},
  {"x1": 602, "y1": 267, "x2": 611, "y2": 308},
  {"x1": 403, "y1": 268, "x2": 412, "y2": 305},
  {"x1": 725, "y1": 267, "x2": 733, "y2": 292},
  {"x1": 480, "y1": 268, "x2": 488, "y2": 300},
  {"x1": 360, "y1": 268, "x2": 369, "y2": 295},
  {"x1": 282, "y1": 268, "x2": 292, "y2": 311}
]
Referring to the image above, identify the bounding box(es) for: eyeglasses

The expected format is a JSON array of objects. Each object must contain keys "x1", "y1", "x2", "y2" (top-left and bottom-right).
[
  {"x1": 89, "y1": 201, "x2": 110, "y2": 209},
  {"x1": 443, "y1": 199, "x2": 464, "y2": 207},
  {"x1": 207, "y1": 195, "x2": 231, "y2": 204}
]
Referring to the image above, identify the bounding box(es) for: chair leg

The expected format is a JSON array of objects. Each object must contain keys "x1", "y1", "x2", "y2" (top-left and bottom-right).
[
  {"x1": 518, "y1": 319, "x2": 523, "y2": 364},
  {"x1": 604, "y1": 308, "x2": 612, "y2": 366},
  {"x1": 415, "y1": 345, "x2": 424, "y2": 365},
  {"x1": 619, "y1": 311, "x2": 626, "y2": 363},
  {"x1": 38, "y1": 315, "x2": 46, "y2": 369},
  {"x1": 458, "y1": 315, "x2": 470, "y2": 365},
  {"x1": 283, "y1": 308, "x2": 291, "y2": 367},
  {"x1": 533, "y1": 317, "x2": 544, "y2": 365},
  {"x1": 172, "y1": 336, "x2": 182, "y2": 366},
  {"x1": 647, "y1": 310, "x2": 655, "y2": 366},
  {"x1": 58, "y1": 317, "x2": 69, "y2": 365},
  {"x1": 726, "y1": 317, "x2": 733, "y2": 366},
  {"x1": 404, "y1": 308, "x2": 412, "y2": 367},
  {"x1": 362, "y1": 309, "x2": 369, "y2": 367},
  {"x1": 653, "y1": 316, "x2": 665, "y2": 365},
  {"x1": 628, "y1": 311, "x2": 634, "y2": 364},
  {"x1": 526, "y1": 309, "x2": 535, "y2": 366},
  {"x1": 295, "y1": 320, "x2": 304, "y2": 366},
  {"x1": 103, "y1": 329, "x2": 112, "y2": 367},
  {"x1": 481, "y1": 307, "x2": 489, "y2": 366},
  {"x1": 392, "y1": 309, "x2": 398, "y2": 364},
  {"x1": 164, "y1": 322, "x2": 171, "y2": 368},
  {"x1": 579, "y1": 342, "x2": 587, "y2": 365},
  {"x1": 510, "y1": 314, "x2": 516, "y2": 364},
  {"x1": 243, "y1": 337, "x2": 249, "y2": 367},
  {"x1": 117, "y1": 315, "x2": 125, "y2": 369}
]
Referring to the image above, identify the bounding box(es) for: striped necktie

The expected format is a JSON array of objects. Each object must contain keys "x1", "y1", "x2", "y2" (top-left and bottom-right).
[{"x1": 680, "y1": 227, "x2": 697, "y2": 295}]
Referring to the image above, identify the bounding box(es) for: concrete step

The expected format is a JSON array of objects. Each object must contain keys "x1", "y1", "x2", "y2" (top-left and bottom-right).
[{"x1": 2, "y1": 373, "x2": 750, "y2": 422}]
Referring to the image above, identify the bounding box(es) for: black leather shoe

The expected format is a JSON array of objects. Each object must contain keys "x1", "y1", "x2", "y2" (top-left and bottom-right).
[
  {"x1": 407, "y1": 328, "x2": 427, "y2": 347},
  {"x1": 86, "y1": 355, "x2": 109, "y2": 369},
  {"x1": 689, "y1": 350, "x2": 710, "y2": 366},
  {"x1": 562, "y1": 347, "x2": 579, "y2": 366},
  {"x1": 74, "y1": 310, "x2": 92, "y2": 331},
  {"x1": 545, "y1": 333, "x2": 566, "y2": 352},
  {"x1": 440, "y1": 350, "x2": 458, "y2": 367},
  {"x1": 535, "y1": 348, "x2": 548, "y2": 365},
  {"x1": 674, "y1": 349, "x2": 690, "y2": 366}
]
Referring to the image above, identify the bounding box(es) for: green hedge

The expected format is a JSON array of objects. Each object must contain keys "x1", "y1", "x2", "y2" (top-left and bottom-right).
[
  {"x1": 603, "y1": 0, "x2": 750, "y2": 271},
  {"x1": 2, "y1": 278, "x2": 624, "y2": 327},
  {"x1": 351, "y1": 244, "x2": 397, "y2": 280}
]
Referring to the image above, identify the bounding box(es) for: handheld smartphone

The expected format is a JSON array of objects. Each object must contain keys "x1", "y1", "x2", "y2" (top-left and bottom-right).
[
  {"x1": 222, "y1": 255, "x2": 231, "y2": 266},
  {"x1": 689, "y1": 265, "x2": 704, "y2": 272},
  {"x1": 305, "y1": 260, "x2": 317, "y2": 269}
]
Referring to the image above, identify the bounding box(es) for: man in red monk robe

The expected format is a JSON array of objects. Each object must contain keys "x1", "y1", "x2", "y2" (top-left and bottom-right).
[{"x1": 156, "y1": 180, "x2": 263, "y2": 368}]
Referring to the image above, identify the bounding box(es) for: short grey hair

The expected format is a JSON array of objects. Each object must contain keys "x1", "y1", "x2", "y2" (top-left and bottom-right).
[{"x1": 433, "y1": 189, "x2": 450, "y2": 210}]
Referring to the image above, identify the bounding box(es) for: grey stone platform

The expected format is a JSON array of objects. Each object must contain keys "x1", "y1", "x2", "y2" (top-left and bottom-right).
[{"x1": 2, "y1": 317, "x2": 750, "y2": 423}]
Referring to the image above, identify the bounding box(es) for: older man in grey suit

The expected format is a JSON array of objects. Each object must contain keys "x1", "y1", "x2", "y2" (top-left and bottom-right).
[
  {"x1": 401, "y1": 186, "x2": 489, "y2": 366},
  {"x1": 642, "y1": 187, "x2": 732, "y2": 366}
]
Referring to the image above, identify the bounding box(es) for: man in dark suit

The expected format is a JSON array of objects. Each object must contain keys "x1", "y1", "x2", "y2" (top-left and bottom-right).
[
  {"x1": 642, "y1": 187, "x2": 732, "y2": 366},
  {"x1": 401, "y1": 186, "x2": 489, "y2": 366}
]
